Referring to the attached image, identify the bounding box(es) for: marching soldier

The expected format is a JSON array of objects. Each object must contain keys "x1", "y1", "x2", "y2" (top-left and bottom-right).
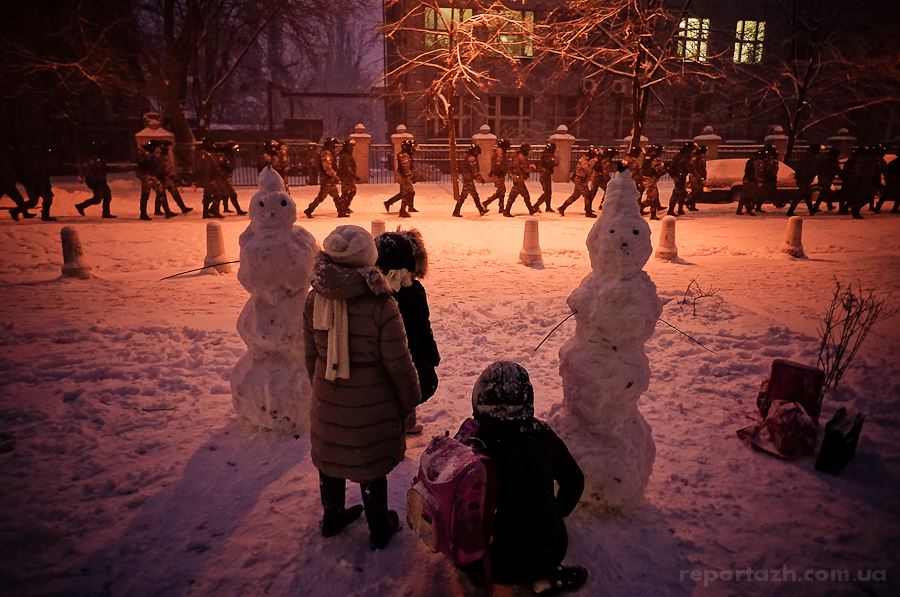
[
  {"x1": 453, "y1": 144, "x2": 487, "y2": 217},
  {"x1": 482, "y1": 138, "x2": 510, "y2": 213},
  {"x1": 75, "y1": 141, "x2": 115, "y2": 218},
  {"x1": 198, "y1": 138, "x2": 223, "y2": 219},
  {"x1": 759, "y1": 143, "x2": 779, "y2": 211},
  {"x1": 535, "y1": 143, "x2": 558, "y2": 212},
  {"x1": 394, "y1": 139, "x2": 416, "y2": 218},
  {"x1": 504, "y1": 143, "x2": 538, "y2": 216},
  {"x1": 813, "y1": 147, "x2": 840, "y2": 212},
  {"x1": 786, "y1": 144, "x2": 820, "y2": 216},
  {"x1": 136, "y1": 141, "x2": 172, "y2": 220},
  {"x1": 586, "y1": 146, "x2": 617, "y2": 210},
  {"x1": 214, "y1": 142, "x2": 245, "y2": 216},
  {"x1": 304, "y1": 137, "x2": 343, "y2": 218},
  {"x1": 23, "y1": 144, "x2": 57, "y2": 221},
  {"x1": 874, "y1": 152, "x2": 900, "y2": 214},
  {"x1": 1, "y1": 142, "x2": 33, "y2": 221},
  {"x1": 624, "y1": 146, "x2": 644, "y2": 196},
  {"x1": 338, "y1": 139, "x2": 356, "y2": 217},
  {"x1": 557, "y1": 146, "x2": 598, "y2": 217},
  {"x1": 687, "y1": 144, "x2": 708, "y2": 211},
  {"x1": 667, "y1": 142, "x2": 695, "y2": 216},
  {"x1": 640, "y1": 144, "x2": 667, "y2": 220},
  {"x1": 737, "y1": 149, "x2": 763, "y2": 216},
  {"x1": 306, "y1": 141, "x2": 320, "y2": 186},
  {"x1": 154, "y1": 141, "x2": 193, "y2": 216},
  {"x1": 260, "y1": 140, "x2": 291, "y2": 193}
]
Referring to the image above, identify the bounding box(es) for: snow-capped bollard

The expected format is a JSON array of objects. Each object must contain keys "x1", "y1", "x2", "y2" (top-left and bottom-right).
[
  {"x1": 519, "y1": 217, "x2": 543, "y2": 266},
  {"x1": 204, "y1": 221, "x2": 231, "y2": 273},
  {"x1": 654, "y1": 216, "x2": 678, "y2": 260},
  {"x1": 371, "y1": 219, "x2": 386, "y2": 238},
  {"x1": 781, "y1": 216, "x2": 805, "y2": 258},
  {"x1": 60, "y1": 226, "x2": 92, "y2": 279}
]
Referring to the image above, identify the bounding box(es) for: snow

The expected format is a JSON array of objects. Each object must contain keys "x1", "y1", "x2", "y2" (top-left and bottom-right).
[{"x1": 1, "y1": 174, "x2": 899, "y2": 596}]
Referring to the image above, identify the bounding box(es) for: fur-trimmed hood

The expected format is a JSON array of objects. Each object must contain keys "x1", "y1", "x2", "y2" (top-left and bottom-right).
[
  {"x1": 374, "y1": 228, "x2": 428, "y2": 278},
  {"x1": 310, "y1": 253, "x2": 392, "y2": 300}
]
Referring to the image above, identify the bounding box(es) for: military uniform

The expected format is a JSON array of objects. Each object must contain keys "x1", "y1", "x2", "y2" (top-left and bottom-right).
[
  {"x1": 504, "y1": 151, "x2": 537, "y2": 216},
  {"x1": 786, "y1": 148, "x2": 819, "y2": 216},
  {"x1": 304, "y1": 148, "x2": 342, "y2": 217},
  {"x1": 454, "y1": 152, "x2": 486, "y2": 217},
  {"x1": 213, "y1": 145, "x2": 244, "y2": 216},
  {"x1": 338, "y1": 147, "x2": 356, "y2": 216},
  {"x1": 482, "y1": 147, "x2": 508, "y2": 212},
  {"x1": 737, "y1": 154, "x2": 763, "y2": 216},
  {"x1": 395, "y1": 150, "x2": 415, "y2": 217},
  {"x1": 2, "y1": 144, "x2": 34, "y2": 221},
  {"x1": 557, "y1": 153, "x2": 595, "y2": 217},
  {"x1": 154, "y1": 144, "x2": 192, "y2": 215},
  {"x1": 687, "y1": 151, "x2": 706, "y2": 211},
  {"x1": 759, "y1": 154, "x2": 779, "y2": 211},
  {"x1": 23, "y1": 146, "x2": 56, "y2": 221},
  {"x1": 813, "y1": 150, "x2": 840, "y2": 212},
  {"x1": 75, "y1": 150, "x2": 114, "y2": 218},
  {"x1": 535, "y1": 150, "x2": 557, "y2": 212},
  {"x1": 640, "y1": 153, "x2": 667, "y2": 220},
  {"x1": 874, "y1": 156, "x2": 900, "y2": 214},
  {"x1": 136, "y1": 143, "x2": 170, "y2": 220},
  {"x1": 666, "y1": 150, "x2": 692, "y2": 216}
]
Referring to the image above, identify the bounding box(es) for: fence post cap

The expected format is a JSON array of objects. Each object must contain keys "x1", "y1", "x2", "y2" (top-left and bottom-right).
[
  {"x1": 354, "y1": 123, "x2": 367, "y2": 133},
  {"x1": 396, "y1": 124, "x2": 407, "y2": 133}
]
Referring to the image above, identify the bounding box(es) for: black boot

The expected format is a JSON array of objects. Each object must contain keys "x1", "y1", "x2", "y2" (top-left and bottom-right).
[
  {"x1": 361, "y1": 477, "x2": 399, "y2": 550},
  {"x1": 533, "y1": 565, "x2": 589, "y2": 595},
  {"x1": 319, "y1": 472, "x2": 364, "y2": 538}
]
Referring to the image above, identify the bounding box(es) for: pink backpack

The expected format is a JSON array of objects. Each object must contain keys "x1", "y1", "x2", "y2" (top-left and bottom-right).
[{"x1": 406, "y1": 419, "x2": 494, "y2": 566}]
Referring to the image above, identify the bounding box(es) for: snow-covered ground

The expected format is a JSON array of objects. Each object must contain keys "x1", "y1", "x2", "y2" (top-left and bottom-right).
[{"x1": 1, "y1": 176, "x2": 898, "y2": 597}]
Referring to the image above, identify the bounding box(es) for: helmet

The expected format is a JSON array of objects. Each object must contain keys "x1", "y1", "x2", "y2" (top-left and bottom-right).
[
  {"x1": 497, "y1": 138, "x2": 511, "y2": 151},
  {"x1": 518, "y1": 143, "x2": 531, "y2": 155},
  {"x1": 680, "y1": 141, "x2": 697, "y2": 153},
  {"x1": 400, "y1": 138, "x2": 415, "y2": 154},
  {"x1": 263, "y1": 139, "x2": 281, "y2": 155},
  {"x1": 628, "y1": 147, "x2": 642, "y2": 158},
  {"x1": 467, "y1": 143, "x2": 481, "y2": 156},
  {"x1": 201, "y1": 137, "x2": 215, "y2": 151},
  {"x1": 586, "y1": 146, "x2": 599, "y2": 159},
  {"x1": 808, "y1": 143, "x2": 822, "y2": 154},
  {"x1": 603, "y1": 147, "x2": 619, "y2": 158},
  {"x1": 143, "y1": 140, "x2": 159, "y2": 153},
  {"x1": 872, "y1": 143, "x2": 886, "y2": 156},
  {"x1": 762, "y1": 143, "x2": 777, "y2": 156},
  {"x1": 646, "y1": 143, "x2": 663, "y2": 156},
  {"x1": 322, "y1": 137, "x2": 338, "y2": 152},
  {"x1": 544, "y1": 142, "x2": 556, "y2": 153},
  {"x1": 696, "y1": 144, "x2": 709, "y2": 155},
  {"x1": 471, "y1": 361, "x2": 534, "y2": 422},
  {"x1": 754, "y1": 148, "x2": 766, "y2": 157},
  {"x1": 341, "y1": 138, "x2": 355, "y2": 153}
]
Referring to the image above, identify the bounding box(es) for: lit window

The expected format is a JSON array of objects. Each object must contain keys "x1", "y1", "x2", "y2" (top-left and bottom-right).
[
  {"x1": 495, "y1": 10, "x2": 534, "y2": 58},
  {"x1": 424, "y1": 7, "x2": 473, "y2": 49},
  {"x1": 676, "y1": 18, "x2": 710, "y2": 62},
  {"x1": 734, "y1": 20, "x2": 765, "y2": 63},
  {"x1": 487, "y1": 95, "x2": 532, "y2": 137}
]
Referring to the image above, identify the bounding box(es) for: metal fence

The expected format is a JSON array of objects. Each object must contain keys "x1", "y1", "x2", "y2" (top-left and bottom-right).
[{"x1": 225, "y1": 141, "x2": 815, "y2": 186}]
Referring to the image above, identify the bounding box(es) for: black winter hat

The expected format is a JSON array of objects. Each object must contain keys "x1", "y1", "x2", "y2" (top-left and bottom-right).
[
  {"x1": 472, "y1": 361, "x2": 534, "y2": 422},
  {"x1": 374, "y1": 229, "x2": 428, "y2": 277}
]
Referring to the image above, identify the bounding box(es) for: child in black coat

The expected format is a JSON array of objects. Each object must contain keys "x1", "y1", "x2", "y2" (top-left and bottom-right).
[
  {"x1": 470, "y1": 361, "x2": 587, "y2": 594},
  {"x1": 375, "y1": 229, "x2": 440, "y2": 434}
]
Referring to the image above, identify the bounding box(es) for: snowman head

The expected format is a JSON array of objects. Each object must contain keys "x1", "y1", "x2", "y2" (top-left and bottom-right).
[
  {"x1": 587, "y1": 172, "x2": 652, "y2": 277},
  {"x1": 249, "y1": 167, "x2": 297, "y2": 228}
]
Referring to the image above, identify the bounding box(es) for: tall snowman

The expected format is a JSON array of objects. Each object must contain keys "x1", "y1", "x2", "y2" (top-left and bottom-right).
[
  {"x1": 553, "y1": 170, "x2": 661, "y2": 512},
  {"x1": 230, "y1": 167, "x2": 318, "y2": 431}
]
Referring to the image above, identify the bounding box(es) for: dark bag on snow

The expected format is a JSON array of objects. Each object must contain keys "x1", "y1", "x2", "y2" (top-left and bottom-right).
[
  {"x1": 757, "y1": 359, "x2": 825, "y2": 423},
  {"x1": 815, "y1": 408, "x2": 865, "y2": 475}
]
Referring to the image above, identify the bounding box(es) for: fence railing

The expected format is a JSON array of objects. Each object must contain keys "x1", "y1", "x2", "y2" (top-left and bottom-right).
[{"x1": 222, "y1": 141, "x2": 814, "y2": 186}]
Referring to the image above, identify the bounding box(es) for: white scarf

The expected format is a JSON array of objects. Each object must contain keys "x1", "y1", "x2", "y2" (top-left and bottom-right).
[
  {"x1": 384, "y1": 268, "x2": 414, "y2": 292},
  {"x1": 312, "y1": 294, "x2": 350, "y2": 381}
]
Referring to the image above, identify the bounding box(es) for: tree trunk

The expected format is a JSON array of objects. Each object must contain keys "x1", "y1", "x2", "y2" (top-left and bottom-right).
[{"x1": 447, "y1": 86, "x2": 460, "y2": 203}]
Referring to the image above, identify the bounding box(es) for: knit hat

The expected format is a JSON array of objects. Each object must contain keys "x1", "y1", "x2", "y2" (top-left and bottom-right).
[
  {"x1": 322, "y1": 225, "x2": 378, "y2": 267},
  {"x1": 374, "y1": 229, "x2": 428, "y2": 277},
  {"x1": 472, "y1": 361, "x2": 535, "y2": 421}
]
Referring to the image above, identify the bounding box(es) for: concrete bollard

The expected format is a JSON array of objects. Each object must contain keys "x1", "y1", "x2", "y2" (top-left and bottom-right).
[
  {"x1": 781, "y1": 216, "x2": 806, "y2": 258},
  {"x1": 654, "y1": 216, "x2": 678, "y2": 260},
  {"x1": 204, "y1": 221, "x2": 231, "y2": 273},
  {"x1": 519, "y1": 217, "x2": 543, "y2": 267},
  {"x1": 371, "y1": 219, "x2": 386, "y2": 238},
  {"x1": 60, "y1": 226, "x2": 92, "y2": 279}
]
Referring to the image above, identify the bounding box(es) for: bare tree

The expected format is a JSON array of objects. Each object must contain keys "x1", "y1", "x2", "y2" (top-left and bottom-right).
[
  {"x1": 536, "y1": 0, "x2": 720, "y2": 149},
  {"x1": 729, "y1": 0, "x2": 900, "y2": 158},
  {"x1": 383, "y1": 1, "x2": 526, "y2": 201}
]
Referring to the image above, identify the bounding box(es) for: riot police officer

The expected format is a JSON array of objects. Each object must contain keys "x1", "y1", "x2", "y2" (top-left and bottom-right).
[
  {"x1": 640, "y1": 144, "x2": 667, "y2": 220},
  {"x1": 482, "y1": 138, "x2": 510, "y2": 213},
  {"x1": 304, "y1": 137, "x2": 343, "y2": 218},
  {"x1": 75, "y1": 141, "x2": 115, "y2": 218},
  {"x1": 504, "y1": 143, "x2": 538, "y2": 216},
  {"x1": 667, "y1": 142, "x2": 695, "y2": 216},
  {"x1": 338, "y1": 138, "x2": 357, "y2": 217},
  {"x1": 454, "y1": 144, "x2": 487, "y2": 217},
  {"x1": 535, "y1": 143, "x2": 558, "y2": 212},
  {"x1": 557, "y1": 146, "x2": 598, "y2": 217}
]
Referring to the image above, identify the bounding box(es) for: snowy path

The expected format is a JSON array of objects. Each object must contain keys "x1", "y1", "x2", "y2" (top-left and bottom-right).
[{"x1": 1, "y1": 179, "x2": 898, "y2": 596}]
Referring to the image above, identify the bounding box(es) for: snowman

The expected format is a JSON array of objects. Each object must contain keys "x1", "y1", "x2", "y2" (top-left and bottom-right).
[
  {"x1": 230, "y1": 167, "x2": 318, "y2": 431},
  {"x1": 553, "y1": 169, "x2": 661, "y2": 512}
]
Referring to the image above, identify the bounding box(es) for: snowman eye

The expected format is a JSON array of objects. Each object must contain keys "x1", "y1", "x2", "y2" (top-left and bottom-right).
[
  {"x1": 281, "y1": 199, "x2": 287, "y2": 207},
  {"x1": 632, "y1": 229, "x2": 639, "y2": 235},
  {"x1": 609, "y1": 229, "x2": 615, "y2": 234},
  {"x1": 258, "y1": 200, "x2": 264, "y2": 207}
]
